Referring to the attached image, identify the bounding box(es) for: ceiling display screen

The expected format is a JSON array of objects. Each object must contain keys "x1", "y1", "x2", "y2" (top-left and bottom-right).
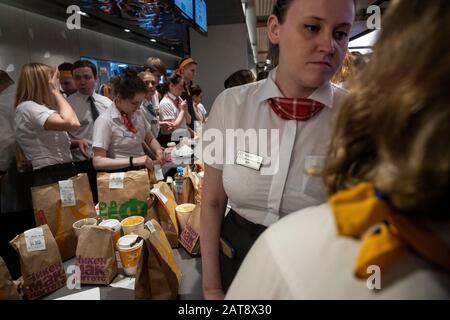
[
  {"x1": 54, "y1": 0, "x2": 191, "y2": 54},
  {"x1": 175, "y1": 0, "x2": 194, "y2": 20},
  {"x1": 195, "y1": 0, "x2": 207, "y2": 33}
]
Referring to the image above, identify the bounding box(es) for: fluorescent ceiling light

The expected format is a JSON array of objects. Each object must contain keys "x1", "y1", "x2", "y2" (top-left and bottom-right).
[
  {"x1": 349, "y1": 30, "x2": 381, "y2": 48},
  {"x1": 150, "y1": 39, "x2": 157, "y2": 43},
  {"x1": 124, "y1": 29, "x2": 130, "y2": 33},
  {"x1": 77, "y1": 11, "x2": 89, "y2": 17}
]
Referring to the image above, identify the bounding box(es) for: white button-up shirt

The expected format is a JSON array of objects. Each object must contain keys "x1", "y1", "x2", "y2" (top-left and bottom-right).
[
  {"x1": 159, "y1": 92, "x2": 189, "y2": 139},
  {"x1": 92, "y1": 102, "x2": 151, "y2": 159},
  {"x1": 199, "y1": 67, "x2": 347, "y2": 227},
  {"x1": 15, "y1": 101, "x2": 72, "y2": 170},
  {"x1": 140, "y1": 94, "x2": 160, "y2": 138},
  {"x1": 67, "y1": 91, "x2": 112, "y2": 161}
]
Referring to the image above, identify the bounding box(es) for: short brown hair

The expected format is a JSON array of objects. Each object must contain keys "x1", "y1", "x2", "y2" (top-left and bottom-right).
[{"x1": 144, "y1": 57, "x2": 166, "y2": 76}]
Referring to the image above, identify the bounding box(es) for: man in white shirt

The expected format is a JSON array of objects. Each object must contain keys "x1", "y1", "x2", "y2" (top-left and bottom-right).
[{"x1": 67, "y1": 60, "x2": 112, "y2": 203}]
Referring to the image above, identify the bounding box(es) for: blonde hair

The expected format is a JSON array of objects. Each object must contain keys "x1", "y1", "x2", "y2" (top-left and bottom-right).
[
  {"x1": 15, "y1": 63, "x2": 56, "y2": 108},
  {"x1": 332, "y1": 50, "x2": 355, "y2": 85},
  {"x1": 324, "y1": 0, "x2": 450, "y2": 217}
]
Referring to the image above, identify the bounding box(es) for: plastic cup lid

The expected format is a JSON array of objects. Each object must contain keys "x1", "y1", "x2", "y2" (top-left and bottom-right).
[
  {"x1": 117, "y1": 235, "x2": 143, "y2": 250},
  {"x1": 99, "y1": 219, "x2": 120, "y2": 230}
]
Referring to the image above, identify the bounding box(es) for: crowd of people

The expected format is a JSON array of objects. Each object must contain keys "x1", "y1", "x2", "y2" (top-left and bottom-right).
[{"x1": 0, "y1": 0, "x2": 448, "y2": 300}]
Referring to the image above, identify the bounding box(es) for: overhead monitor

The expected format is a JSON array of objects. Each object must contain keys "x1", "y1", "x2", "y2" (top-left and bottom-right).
[
  {"x1": 195, "y1": 0, "x2": 207, "y2": 33},
  {"x1": 175, "y1": 0, "x2": 194, "y2": 21}
]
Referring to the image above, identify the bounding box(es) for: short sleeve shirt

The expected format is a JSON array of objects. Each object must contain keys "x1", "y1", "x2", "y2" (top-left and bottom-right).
[
  {"x1": 92, "y1": 102, "x2": 151, "y2": 159},
  {"x1": 15, "y1": 101, "x2": 72, "y2": 170},
  {"x1": 67, "y1": 92, "x2": 112, "y2": 160},
  {"x1": 197, "y1": 67, "x2": 347, "y2": 226}
]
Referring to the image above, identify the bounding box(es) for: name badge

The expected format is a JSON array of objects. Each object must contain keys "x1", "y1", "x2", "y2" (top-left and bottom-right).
[
  {"x1": 235, "y1": 150, "x2": 263, "y2": 171},
  {"x1": 123, "y1": 131, "x2": 135, "y2": 139}
]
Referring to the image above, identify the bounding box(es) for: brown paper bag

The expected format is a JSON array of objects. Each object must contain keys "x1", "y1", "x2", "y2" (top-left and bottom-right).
[
  {"x1": 0, "y1": 256, "x2": 20, "y2": 300},
  {"x1": 75, "y1": 226, "x2": 117, "y2": 285},
  {"x1": 179, "y1": 202, "x2": 201, "y2": 255},
  {"x1": 31, "y1": 173, "x2": 97, "y2": 261},
  {"x1": 148, "y1": 182, "x2": 179, "y2": 248},
  {"x1": 97, "y1": 169, "x2": 151, "y2": 221},
  {"x1": 182, "y1": 167, "x2": 201, "y2": 204},
  {"x1": 135, "y1": 220, "x2": 181, "y2": 300},
  {"x1": 10, "y1": 225, "x2": 66, "y2": 300}
]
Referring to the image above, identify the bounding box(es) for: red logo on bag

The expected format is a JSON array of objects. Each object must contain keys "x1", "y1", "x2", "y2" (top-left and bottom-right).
[{"x1": 37, "y1": 210, "x2": 48, "y2": 225}]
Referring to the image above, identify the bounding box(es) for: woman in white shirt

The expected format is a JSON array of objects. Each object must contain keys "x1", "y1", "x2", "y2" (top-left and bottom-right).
[
  {"x1": 226, "y1": 0, "x2": 450, "y2": 299},
  {"x1": 199, "y1": 0, "x2": 355, "y2": 299},
  {"x1": 190, "y1": 85, "x2": 207, "y2": 124},
  {"x1": 158, "y1": 73, "x2": 192, "y2": 147},
  {"x1": 14, "y1": 63, "x2": 80, "y2": 187},
  {"x1": 92, "y1": 70, "x2": 164, "y2": 172}
]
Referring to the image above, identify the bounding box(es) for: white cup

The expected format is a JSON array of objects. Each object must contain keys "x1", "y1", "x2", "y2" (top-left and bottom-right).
[{"x1": 175, "y1": 203, "x2": 196, "y2": 231}]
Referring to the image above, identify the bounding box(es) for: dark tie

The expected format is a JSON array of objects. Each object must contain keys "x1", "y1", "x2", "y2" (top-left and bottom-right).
[
  {"x1": 146, "y1": 101, "x2": 157, "y2": 117},
  {"x1": 268, "y1": 97, "x2": 325, "y2": 121},
  {"x1": 88, "y1": 96, "x2": 100, "y2": 122}
]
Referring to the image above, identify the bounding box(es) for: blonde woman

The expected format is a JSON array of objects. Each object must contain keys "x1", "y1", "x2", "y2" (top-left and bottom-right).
[
  {"x1": 15, "y1": 63, "x2": 80, "y2": 186},
  {"x1": 226, "y1": 0, "x2": 450, "y2": 299}
]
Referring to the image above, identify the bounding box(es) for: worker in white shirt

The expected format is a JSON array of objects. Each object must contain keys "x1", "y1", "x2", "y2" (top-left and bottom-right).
[
  {"x1": 15, "y1": 63, "x2": 80, "y2": 187},
  {"x1": 138, "y1": 71, "x2": 160, "y2": 139},
  {"x1": 227, "y1": 0, "x2": 450, "y2": 299},
  {"x1": 92, "y1": 70, "x2": 164, "y2": 172},
  {"x1": 158, "y1": 73, "x2": 193, "y2": 147},
  {"x1": 199, "y1": 0, "x2": 355, "y2": 299},
  {"x1": 67, "y1": 60, "x2": 113, "y2": 203}
]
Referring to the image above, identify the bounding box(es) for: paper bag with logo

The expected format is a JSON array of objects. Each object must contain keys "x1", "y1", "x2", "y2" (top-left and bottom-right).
[
  {"x1": 0, "y1": 256, "x2": 19, "y2": 300},
  {"x1": 97, "y1": 169, "x2": 151, "y2": 221},
  {"x1": 75, "y1": 226, "x2": 117, "y2": 285},
  {"x1": 135, "y1": 220, "x2": 181, "y2": 300},
  {"x1": 9, "y1": 225, "x2": 66, "y2": 300},
  {"x1": 179, "y1": 200, "x2": 201, "y2": 255},
  {"x1": 148, "y1": 182, "x2": 179, "y2": 248},
  {"x1": 31, "y1": 173, "x2": 96, "y2": 261}
]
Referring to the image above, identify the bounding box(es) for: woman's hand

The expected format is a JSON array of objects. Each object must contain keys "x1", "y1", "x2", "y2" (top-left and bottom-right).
[
  {"x1": 156, "y1": 148, "x2": 166, "y2": 165},
  {"x1": 180, "y1": 100, "x2": 188, "y2": 112},
  {"x1": 134, "y1": 155, "x2": 154, "y2": 170},
  {"x1": 49, "y1": 69, "x2": 62, "y2": 95}
]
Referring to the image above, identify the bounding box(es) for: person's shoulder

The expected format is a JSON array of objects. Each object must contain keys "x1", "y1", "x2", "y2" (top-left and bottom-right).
[
  {"x1": 266, "y1": 203, "x2": 333, "y2": 239},
  {"x1": 94, "y1": 93, "x2": 113, "y2": 106},
  {"x1": 16, "y1": 100, "x2": 48, "y2": 113},
  {"x1": 66, "y1": 92, "x2": 82, "y2": 103},
  {"x1": 213, "y1": 81, "x2": 261, "y2": 110}
]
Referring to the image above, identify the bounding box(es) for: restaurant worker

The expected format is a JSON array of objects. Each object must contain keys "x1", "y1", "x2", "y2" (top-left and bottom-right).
[
  {"x1": 199, "y1": 0, "x2": 355, "y2": 299},
  {"x1": 226, "y1": 0, "x2": 450, "y2": 299},
  {"x1": 15, "y1": 63, "x2": 80, "y2": 186},
  {"x1": 92, "y1": 70, "x2": 164, "y2": 171},
  {"x1": 67, "y1": 60, "x2": 113, "y2": 202}
]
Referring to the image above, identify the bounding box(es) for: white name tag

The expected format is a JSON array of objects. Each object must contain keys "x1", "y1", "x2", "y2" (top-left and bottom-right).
[
  {"x1": 123, "y1": 131, "x2": 135, "y2": 139},
  {"x1": 109, "y1": 172, "x2": 125, "y2": 189},
  {"x1": 150, "y1": 188, "x2": 168, "y2": 204},
  {"x1": 145, "y1": 221, "x2": 157, "y2": 233},
  {"x1": 235, "y1": 151, "x2": 263, "y2": 171},
  {"x1": 154, "y1": 165, "x2": 164, "y2": 181},
  {"x1": 59, "y1": 180, "x2": 76, "y2": 207},
  {"x1": 25, "y1": 227, "x2": 46, "y2": 252}
]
